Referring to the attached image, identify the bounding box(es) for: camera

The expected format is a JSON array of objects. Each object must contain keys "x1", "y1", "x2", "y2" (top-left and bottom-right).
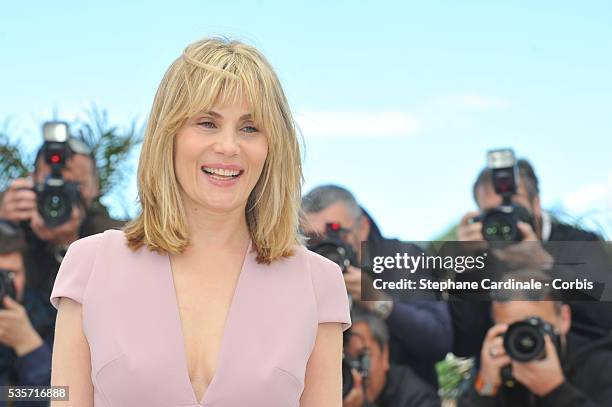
[
  {"x1": 306, "y1": 222, "x2": 358, "y2": 273},
  {"x1": 342, "y1": 351, "x2": 370, "y2": 398},
  {"x1": 0, "y1": 269, "x2": 17, "y2": 309},
  {"x1": 34, "y1": 122, "x2": 81, "y2": 227},
  {"x1": 342, "y1": 328, "x2": 371, "y2": 398},
  {"x1": 473, "y1": 149, "x2": 535, "y2": 242},
  {"x1": 503, "y1": 316, "x2": 561, "y2": 362}
]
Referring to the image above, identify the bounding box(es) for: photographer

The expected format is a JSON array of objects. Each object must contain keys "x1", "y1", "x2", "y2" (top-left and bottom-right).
[
  {"x1": 343, "y1": 305, "x2": 440, "y2": 407},
  {"x1": 458, "y1": 280, "x2": 612, "y2": 406},
  {"x1": 0, "y1": 220, "x2": 53, "y2": 406},
  {"x1": 0, "y1": 122, "x2": 123, "y2": 322},
  {"x1": 451, "y1": 151, "x2": 612, "y2": 357},
  {"x1": 302, "y1": 184, "x2": 452, "y2": 387}
]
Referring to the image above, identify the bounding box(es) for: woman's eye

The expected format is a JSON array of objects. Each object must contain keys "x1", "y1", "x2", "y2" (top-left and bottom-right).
[
  {"x1": 197, "y1": 121, "x2": 216, "y2": 129},
  {"x1": 241, "y1": 126, "x2": 259, "y2": 133}
]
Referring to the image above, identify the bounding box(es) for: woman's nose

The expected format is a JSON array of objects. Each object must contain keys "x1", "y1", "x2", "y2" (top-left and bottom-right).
[{"x1": 213, "y1": 128, "x2": 240, "y2": 156}]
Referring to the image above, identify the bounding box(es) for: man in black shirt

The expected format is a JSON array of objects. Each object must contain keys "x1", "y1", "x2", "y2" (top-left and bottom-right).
[
  {"x1": 0, "y1": 220, "x2": 53, "y2": 407},
  {"x1": 458, "y1": 299, "x2": 612, "y2": 407},
  {"x1": 343, "y1": 305, "x2": 441, "y2": 407}
]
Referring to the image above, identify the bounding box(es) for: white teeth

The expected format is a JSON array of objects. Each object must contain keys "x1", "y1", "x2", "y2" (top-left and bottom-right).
[{"x1": 202, "y1": 167, "x2": 241, "y2": 176}]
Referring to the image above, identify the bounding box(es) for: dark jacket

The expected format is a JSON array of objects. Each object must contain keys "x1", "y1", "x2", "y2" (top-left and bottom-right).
[
  {"x1": 547, "y1": 222, "x2": 612, "y2": 339},
  {"x1": 451, "y1": 219, "x2": 612, "y2": 358},
  {"x1": 363, "y1": 220, "x2": 453, "y2": 387},
  {"x1": 0, "y1": 289, "x2": 54, "y2": 407},
  {"x1": 386, "y1": 297, "x2": 452, "y2": 387},
  {"x1": 373, "y1": 364, "x2": 441, "y2": 407},
  {"x1": 457, "y1": 332, "x2": 612, "y2": 407}
]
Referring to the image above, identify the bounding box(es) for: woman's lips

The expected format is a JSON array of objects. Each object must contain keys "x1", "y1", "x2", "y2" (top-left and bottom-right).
[{"x1": 200, "y1": 165, "x2": 244, "y2": 188}]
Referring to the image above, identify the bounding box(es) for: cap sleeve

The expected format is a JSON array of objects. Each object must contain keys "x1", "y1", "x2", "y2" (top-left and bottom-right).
[
  {"x1": 308, "y1": 251, "x2": 352, "y2": 332},
  {"x1": 50, "y1": 233, "x2": 104, "y2": 310}
]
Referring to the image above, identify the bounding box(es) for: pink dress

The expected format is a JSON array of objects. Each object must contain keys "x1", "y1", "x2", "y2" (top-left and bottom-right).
[{"x1": 50, "y1": 229, "x2": 351, "y2": 407}]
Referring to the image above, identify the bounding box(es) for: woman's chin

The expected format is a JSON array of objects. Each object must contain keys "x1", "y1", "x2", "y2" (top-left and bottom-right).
[{"x1": 194, "y1": 194, "x2": 243, "y2": 214}]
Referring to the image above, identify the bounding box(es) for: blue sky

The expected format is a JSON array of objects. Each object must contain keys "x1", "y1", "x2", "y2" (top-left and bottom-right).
[{"x1": 1, "y1": 1, "x2": 611, "y2": 240}]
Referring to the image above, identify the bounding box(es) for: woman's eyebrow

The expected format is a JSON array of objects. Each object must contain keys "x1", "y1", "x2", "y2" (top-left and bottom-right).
[
  {"x1": 202, "y1": 110, "x2": 223, "y2": 118},
  {"x1": 199, "y1": 111, "x2": 253, "y2": 121}
]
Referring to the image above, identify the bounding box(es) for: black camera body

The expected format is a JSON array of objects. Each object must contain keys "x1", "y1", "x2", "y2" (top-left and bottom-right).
[
  {"x1": 35, "y1": 122, "x2": 82, "y2": 228},
  {"x1": 306, "y1": 222, "x2": 358, "y2": 273},
  {"x1": 476, "y1": 149, "x2": 535, "y2": 242},
  {"x1": 503, "y1": 316, "x2": 561, "y2": 362},
  {"x1": 342, "y1": 347, "x2": 371, "y2": 398},
  {"x1": 477, "y1": 204, "x2": 534, "y2": 243},
  {"x1": 0, "y1": 269, "x2": 17, "y2": 309}
]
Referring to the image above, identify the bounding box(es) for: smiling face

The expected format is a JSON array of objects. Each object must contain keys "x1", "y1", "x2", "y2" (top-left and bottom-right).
[
  {"x1": 125, "y1": 38, "x2": 304, "y2": 261},
  {"x1": 173, "y1": 99, "x2": 269, "y2": 216}
]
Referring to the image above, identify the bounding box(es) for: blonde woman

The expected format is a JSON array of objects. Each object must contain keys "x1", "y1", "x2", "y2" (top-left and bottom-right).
[{"x1": 49, "y1": 38, "x2": 351, "y2": 407}]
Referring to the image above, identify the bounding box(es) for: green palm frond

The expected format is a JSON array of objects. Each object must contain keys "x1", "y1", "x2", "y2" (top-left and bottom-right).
[
  {"x1": 0, "y1": 120, "x2": 31, "y2": 191},
  {"x1": 1, "y1": 109, "x2": 143, "y2": 216},
  {"x1": 73, "y1": 105, "x2": 144, "y2": 198}
]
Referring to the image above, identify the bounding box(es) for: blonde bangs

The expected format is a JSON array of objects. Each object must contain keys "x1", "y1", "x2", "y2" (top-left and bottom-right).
[{"x1": 124, "y1": 37, "x2": 304, "y2": 263}]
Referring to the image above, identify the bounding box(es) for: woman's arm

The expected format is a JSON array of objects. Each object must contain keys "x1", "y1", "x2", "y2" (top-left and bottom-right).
[
  {"x1": 300, "y1": 322, "x2": 344, "y2": 407},
  {"x1": 50, "y1": 297, "x2": 93, "y2": 407}
]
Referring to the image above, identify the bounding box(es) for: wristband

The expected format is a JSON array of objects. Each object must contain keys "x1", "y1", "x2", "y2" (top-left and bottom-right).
[{"x1": 475, "y1": 372, "x2": 499, "y2": 396}]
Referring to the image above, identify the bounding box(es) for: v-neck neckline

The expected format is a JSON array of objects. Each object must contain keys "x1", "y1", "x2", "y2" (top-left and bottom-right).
[{"x1": 165, "y1": 239, "x2": 253, "y2": 406}]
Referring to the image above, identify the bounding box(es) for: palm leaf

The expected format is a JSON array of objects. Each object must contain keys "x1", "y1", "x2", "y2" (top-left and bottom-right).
[
  {"x1": 0, "y1": 120, "x2": 32, "y2": 191},
  {"x1": 73, "y1": 105, "x2": 144, "y2": 198}
]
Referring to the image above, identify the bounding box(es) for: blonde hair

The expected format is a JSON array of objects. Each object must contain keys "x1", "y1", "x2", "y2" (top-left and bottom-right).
[{"x1": 124, "y1": 37, "x2": 304, "y2": 263}]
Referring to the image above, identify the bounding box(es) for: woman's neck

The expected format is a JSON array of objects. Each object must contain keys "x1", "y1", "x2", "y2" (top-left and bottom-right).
[{"x1": 182, "y1": 200, "x2": 250, "y2": 253}]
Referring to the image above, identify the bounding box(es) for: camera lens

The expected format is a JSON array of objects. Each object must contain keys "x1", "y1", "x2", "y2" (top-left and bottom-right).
[
  {"x1": 515, "y1": 331, "x2": 538, "y2": 353},
  {"x1": 38, "y1": 187, "x2": 73, "y2": 227},
  {"x1": 482, "y1": 212, "x2": 519, "y2": 242},
  {"x1": 504, "y1": 321, "x2": 546, "y2": 362},
  {"x1": 43, "y1": 193, "x2": 69, "y2": 221},
  {"x1": 485, "y1": 221, "x2": 514, "y2": 241}
]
